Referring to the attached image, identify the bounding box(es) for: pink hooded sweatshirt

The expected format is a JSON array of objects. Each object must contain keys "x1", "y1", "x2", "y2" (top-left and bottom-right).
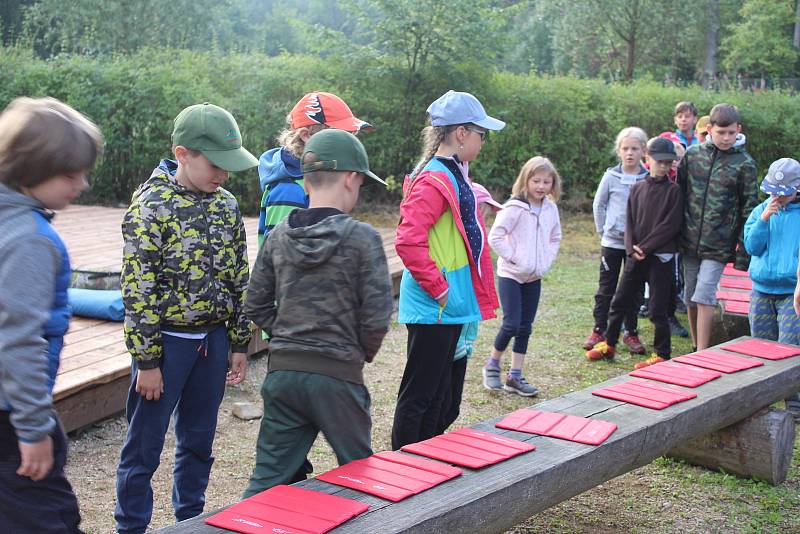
[{"x1": 489, "y1": 196, "x2": 562, "y2": 284}]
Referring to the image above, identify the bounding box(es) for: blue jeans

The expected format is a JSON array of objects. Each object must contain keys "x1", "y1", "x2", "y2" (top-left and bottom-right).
[
  {"x1": 494, "y1": 277, "x2": 542, "y2": 355},
  {"x1": 115, "y1": 326, "x2": 229, "y2": 534}
]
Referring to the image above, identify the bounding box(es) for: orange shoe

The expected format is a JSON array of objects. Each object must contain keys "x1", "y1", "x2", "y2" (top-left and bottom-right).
[
  {"x1": 586, "y1": 342, "x2": 615, "y2": 361},
  {"x1": 634, "y1": 353, "x2": 667, "y2": 370}
]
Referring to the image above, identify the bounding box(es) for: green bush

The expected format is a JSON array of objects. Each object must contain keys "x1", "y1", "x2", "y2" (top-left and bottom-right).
[{"x1": 2, "y1": 46, "x2": 798, "y2": 214}]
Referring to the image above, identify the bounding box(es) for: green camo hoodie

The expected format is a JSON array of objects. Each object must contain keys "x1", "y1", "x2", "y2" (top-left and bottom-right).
[
  {"x1": 121, "y1": 159, "x2": 251, "y2": 368},
  {"x1": 677, "y1": 140, "x2": 759, "y2": 270}
]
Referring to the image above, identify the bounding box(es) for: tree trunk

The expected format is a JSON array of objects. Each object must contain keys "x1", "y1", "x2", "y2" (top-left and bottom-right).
[
  {"x1": 703, "y1": 0, "x2": 720, "y2": 88},
  {"x1": 794, "y1": 0, "x2": 800, "y2": 48}
]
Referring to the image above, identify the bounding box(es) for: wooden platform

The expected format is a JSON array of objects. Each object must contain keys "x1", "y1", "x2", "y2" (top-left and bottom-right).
[
  {"x1": 155, "y1": 337, "x2": 800, "y2": 534},
  {"x1": 52, "y1": 205, "x2": 403, "y2": 432}
]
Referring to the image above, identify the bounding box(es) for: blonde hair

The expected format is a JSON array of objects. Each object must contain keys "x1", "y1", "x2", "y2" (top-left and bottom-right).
[
  {"x1": 407, "y1": 124, "x2": 459, "y2": 186},
  {"x1": 613, "y1": 127, "x2": 648, "y2": 156},
  {"x1": 0, "y1": 97, "x2": 103, "y2": 190},
  {"x1": 276, "y1": 112, "x2": 328, "y2": 158},
  {"x1": 511, "y1": 156, "x2": 561, "y2": 203}
]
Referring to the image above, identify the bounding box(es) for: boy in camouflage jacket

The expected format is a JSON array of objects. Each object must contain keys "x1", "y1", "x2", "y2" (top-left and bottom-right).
[
  {"x1": 243, "y1": 129, "x2": 392, "y2": 497},
  {"x1": 677, "y1": 103, "x2": 759, "y2": 351},
  {"x1": 115, "y1": 103, "x2": 258, "y2": 534}
]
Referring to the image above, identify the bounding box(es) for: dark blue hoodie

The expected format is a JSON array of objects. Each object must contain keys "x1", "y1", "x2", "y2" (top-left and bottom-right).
[{"x1": 258, "y1": 147, "x2": 307, "y2": 245}]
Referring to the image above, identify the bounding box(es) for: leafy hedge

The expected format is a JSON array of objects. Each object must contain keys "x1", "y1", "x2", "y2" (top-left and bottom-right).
[{"x1": 2, "y1": 46, "x2": 798, "y2": 214}]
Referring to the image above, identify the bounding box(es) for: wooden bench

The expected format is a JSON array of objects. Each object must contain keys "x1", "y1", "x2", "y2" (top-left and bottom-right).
[
  {"x1": 51, "y1": 205, "x2": 405, "y2": 432},
  {"x1": 153, "y1": 336, "x2": 800, "y2": 534}
]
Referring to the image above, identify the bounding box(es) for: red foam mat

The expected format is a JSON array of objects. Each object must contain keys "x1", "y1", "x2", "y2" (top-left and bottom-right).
[
  {"x1": 316, "y1": 451, "x2": 461, "y2": 502},
  {"x1": 723, "y1": 264, "x2": 749, "y2": 277},
  {"x1": 673, "y1": 350, "x2": 764, "y2": 373},
  {"x1": 719, "y1": 277, "x2": 752, "y2": 290},
  {"x1": 629, "y1": 360, "x2": 721, "y2": 387},
  {"x1": 205, "y1": 485, "x2": 368, "y2": 534},
  {"x1": 724, "y1": 300, "x2": 749, "y2": 314},
  {"x1": 495, "y1": 409, "x2": 617, "y2": 445},
  {"x1": 592, "y1": 380, "x2": 697, "y2": 410},
  {"x1": 401, "y1": 428, "x2": 535, "y2": 469},
  {"x1": 715, "y1": 290, "x2": 750, "y2": 302},
  {"x1": 722, "y1": 339, "x2": 800, "y2": 360}
]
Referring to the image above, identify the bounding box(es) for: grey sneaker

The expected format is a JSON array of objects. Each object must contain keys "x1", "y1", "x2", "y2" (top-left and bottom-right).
[
  {"x1": 503, "y1": 376, "x2": 539, "y2": 397},
  {"x1": 482, "y1": 366, "x2": 502, "y2": 390},
  {"x1": 785, "y1": 393, "x2": 800, "y2": 423}
]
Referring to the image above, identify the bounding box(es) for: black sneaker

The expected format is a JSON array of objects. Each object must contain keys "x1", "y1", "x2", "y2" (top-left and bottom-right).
[{"x1": 669, "y1": 315, "x2": 689, "y2": 338}]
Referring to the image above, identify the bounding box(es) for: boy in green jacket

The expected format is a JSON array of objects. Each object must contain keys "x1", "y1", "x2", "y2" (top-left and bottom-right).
[{"x1": 677, "y1": 103, "x2": 759, "y2": 351}]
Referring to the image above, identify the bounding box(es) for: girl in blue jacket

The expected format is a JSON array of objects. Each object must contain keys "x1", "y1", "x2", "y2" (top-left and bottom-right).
[{"x1": 744, "y1": 158, "x2": 800, "y2": 419}]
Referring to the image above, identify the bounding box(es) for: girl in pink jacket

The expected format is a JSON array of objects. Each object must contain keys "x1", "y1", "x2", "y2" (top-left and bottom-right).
[{"x1": 483, "y1": 157, "x2": 562, "y2": 396}]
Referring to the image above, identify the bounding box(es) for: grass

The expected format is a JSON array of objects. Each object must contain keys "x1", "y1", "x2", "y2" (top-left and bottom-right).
[{"x1": 66, "y1": 212, "x2": 799, "y2": 533}]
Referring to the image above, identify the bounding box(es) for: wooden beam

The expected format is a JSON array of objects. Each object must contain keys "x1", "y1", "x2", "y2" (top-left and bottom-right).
[
  {"x1": 668, "y1": 407, "x2": 796, "y2": 485},
  {"x1": 55, "y1": 374, "x2": 129, "y2": 433},
  {"x1": 153, "y1": 337, "x2": 800, "y2": 534}
]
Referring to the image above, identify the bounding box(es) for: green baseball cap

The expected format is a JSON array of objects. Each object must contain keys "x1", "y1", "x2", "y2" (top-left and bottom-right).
[
  {"x1": 301, "y1": 129, "x2": 385, "y2": 186},
  {"x1": 172, "y1": 103, "x2": 258, "y2": 172}
]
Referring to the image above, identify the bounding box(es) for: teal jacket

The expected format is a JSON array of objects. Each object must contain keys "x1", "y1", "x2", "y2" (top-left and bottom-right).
[{"x1": 743, "y1": 199, "x2": 800, "y2": 295}]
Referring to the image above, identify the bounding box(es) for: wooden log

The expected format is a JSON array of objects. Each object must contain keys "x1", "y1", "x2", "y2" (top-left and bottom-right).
[
  {"x1": 667, "y1": 407, "x2": 796, "y2": 485},
  {"x1": 709, "y1": 302, "x2": 750, "y2": 346},
  {"x1": 153, "y1": 336, "x2": 800, "y2": 534}
]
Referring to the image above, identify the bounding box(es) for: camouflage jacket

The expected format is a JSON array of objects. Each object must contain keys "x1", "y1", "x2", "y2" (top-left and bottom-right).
[
  {"x1": 677, "y1": 141, "x2": 759, "y2": 270},
  {"x1": 121, "y1": 160, "x2": 250, "y2": 368},
  {"x1": 245, "y1": 209, "x2": 393, "y2": 384}
]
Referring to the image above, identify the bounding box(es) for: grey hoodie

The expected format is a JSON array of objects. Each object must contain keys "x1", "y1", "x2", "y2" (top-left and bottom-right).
[
  {"x1": 0, "y1": 184, "x2": 67, "y2": 442},
  {"x1": 245, "y1": 209, "x2": 393, "y2": 384},
  {"x1": 592, "y1": 164, "x2": 649, "y2": 249}
]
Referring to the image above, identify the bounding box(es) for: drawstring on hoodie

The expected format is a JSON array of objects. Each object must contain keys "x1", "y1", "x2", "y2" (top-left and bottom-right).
[{"x1": 197, "y1": 336, "x2": 209, "y2": 358}]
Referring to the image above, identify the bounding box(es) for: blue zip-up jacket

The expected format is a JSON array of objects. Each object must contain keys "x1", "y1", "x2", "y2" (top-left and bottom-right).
[
  {"x1": 257, "y1": 147, "x2": 307, "y2": 246},
  {"x1": 744, "y1": 199, "x2": 800, "y2": 295},
  {"x1": 0, "y1": 184, "x2": 70, "y2": 443}
]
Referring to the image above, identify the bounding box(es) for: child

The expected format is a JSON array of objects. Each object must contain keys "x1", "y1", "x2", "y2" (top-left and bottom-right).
[
  {"x1": 392, "y1": 90, "x2": 502, "y2": 449},
  {"x1": 587, "y1": 137, "x2": 684, "y2": 368},
  {"x1": 585, "y1": 127, "x2": 649, "y2": 355},
  {"x1": 115, "y1": 103, "x2": 257, "y2": 533},
  {"x1": 483, "y1": 157, "x2": 562, "y2": 396},
  {"x1": 439, "y1": 184, "x2": 504, "y2": 432},
  {"x1": 674, "y1": 101, "x2": 699, "y2": 147},
  {"x1": 243, "y1": 129, "x2": 393, "y2": 495},
  {"x1": 696, "y1": 115, "x2": 710, "y2": 144},
  {"x1": 743, "y1": 158, "x2": 800, "y2": 419},
  {"x1": 258, "y1": 91, "x2": 371, "y2": 246},
  {"x1": 0, "y1": 97, "x2": 101, "y2": 534},
  {"x1": 678, "y1": 103, "x2": 759, "y2": 351}
]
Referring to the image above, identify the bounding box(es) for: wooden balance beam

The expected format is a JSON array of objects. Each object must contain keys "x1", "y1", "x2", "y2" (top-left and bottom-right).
[{"x1": 153, "y1": 336, "x2": 800, "y2": 534}]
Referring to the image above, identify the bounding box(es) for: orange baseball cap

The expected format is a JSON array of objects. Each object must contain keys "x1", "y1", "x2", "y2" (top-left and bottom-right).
[{"x1": 290, "y1": 92, "x2": 372, "y2": 132}]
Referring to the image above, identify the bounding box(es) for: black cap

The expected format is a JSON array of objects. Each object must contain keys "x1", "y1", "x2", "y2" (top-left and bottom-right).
[{"x1": 647, "y1": 137, "x2": 678, "y2": 161}]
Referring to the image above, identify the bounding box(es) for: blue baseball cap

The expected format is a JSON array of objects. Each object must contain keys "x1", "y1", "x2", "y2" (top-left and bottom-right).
[
  {"x1": 426, "y1": 90, "x2": 506, "y2": 130},
  {"x1": 761, "y1": 158, "x2": 800, "y2": 196}
]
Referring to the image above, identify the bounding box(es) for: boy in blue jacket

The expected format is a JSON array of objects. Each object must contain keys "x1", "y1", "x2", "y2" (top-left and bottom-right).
[
  {"x1": 258, "y1": 91, "x2": 371, "y2": 246},
  {"x1": 744, "y1": 157, "x2": 800, "y2": 419},
  {"x1": 0, "y1": 97, "x2": 102, "y2": 533}
]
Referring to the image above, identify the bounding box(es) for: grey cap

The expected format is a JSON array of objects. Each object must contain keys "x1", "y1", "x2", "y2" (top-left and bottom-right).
[{"x1": 761, "y1": 158, "x2": 800, "y2": 196}]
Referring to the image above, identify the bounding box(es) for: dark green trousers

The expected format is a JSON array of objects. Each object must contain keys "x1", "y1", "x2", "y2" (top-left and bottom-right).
[{"x1": 244, "y1": 370, "x2": 372, "y2": 497}]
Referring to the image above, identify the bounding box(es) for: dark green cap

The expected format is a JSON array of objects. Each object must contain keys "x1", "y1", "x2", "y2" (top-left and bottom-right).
[
  {"x1": 172, "y1": 103, "x2": 258, "y2": 172},
  {"x1": 301, "y1": 129, "x2": 385, "y2": 186}
]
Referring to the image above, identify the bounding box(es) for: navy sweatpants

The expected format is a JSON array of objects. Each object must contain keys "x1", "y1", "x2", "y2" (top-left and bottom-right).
[
  {"x1": 115, "y1": 326, "x2": 229, "y2": 534},
  {"x1": 0, "y1": 411, "x2": 83, "y2": 533}
]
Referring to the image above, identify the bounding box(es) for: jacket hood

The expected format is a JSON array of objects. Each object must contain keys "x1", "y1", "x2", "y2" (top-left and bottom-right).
[
  {"x1": 274, "y1": 213, "x2": 357, "y2": 269},
  {"x1": 259, "y1": 147, "x2": 303, "y2": 190},
  {"x1": 130, "y1": 159, "x2": 185, "y2": 202},
  {"x1": 605, "y1": 163, "x2": 649, "y2": 183},
  {"x1": 704, "y1": 133, "x2": 747, "y2": 152},
  {"x1": 0, "y1": 182, "x2": 52, "y2": 220},
  {"x1": 503, "y1": 195, "x2": 555, "y2": 211}
]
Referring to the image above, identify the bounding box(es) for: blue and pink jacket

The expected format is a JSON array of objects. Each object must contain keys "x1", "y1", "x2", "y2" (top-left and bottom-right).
[{"x1": 396, "y1": 158, "x2": 498, "y2": 324}]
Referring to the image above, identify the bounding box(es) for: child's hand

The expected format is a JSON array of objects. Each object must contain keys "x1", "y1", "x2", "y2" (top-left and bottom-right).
[
  {"x1": 794, "y1": 284, "x2": 800, "y2": 316},
  {"x1": 632, "y1": 245, "x2": 646, "y2": 261},
  {"x1": 227, "y1": 352, "x2": 248, "y2": 385},
  {"x1": 761, "y1": 197, "x2": 781, "y2": 222},
  {"x1": 17, "y1": 436, "x2": 53, "y2": 481},
  {"x1": 136, "y1": 367, "x2": 164, "y2": 401}
]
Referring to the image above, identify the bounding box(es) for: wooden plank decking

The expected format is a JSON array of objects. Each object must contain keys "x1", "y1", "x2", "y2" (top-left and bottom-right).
[{"x1": 51, "y1": 205, "x2": 403, "y2": 432}]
